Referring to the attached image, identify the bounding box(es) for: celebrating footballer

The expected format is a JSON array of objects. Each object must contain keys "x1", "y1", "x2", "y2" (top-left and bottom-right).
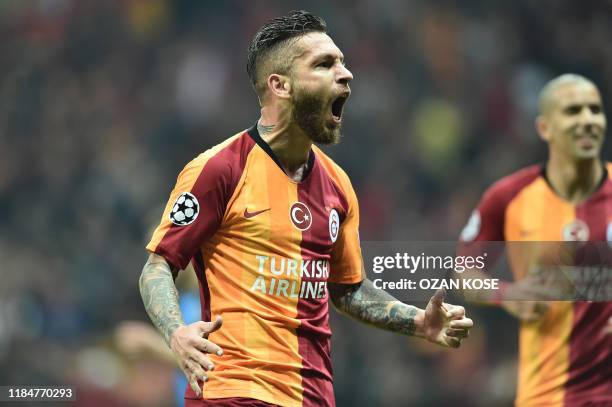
[{"x1": 140, "y1": 10, "x2": 473, "y2": 407}]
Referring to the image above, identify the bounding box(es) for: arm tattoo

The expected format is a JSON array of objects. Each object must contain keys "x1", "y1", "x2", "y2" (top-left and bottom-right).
[
  {"x1": 257, "y1": 121, "x2": 275, "y2": 135},
  {"x1": 139, "y1": 254, "x2": 185, "y2": 345},
  {"x1": 329, "y1": 279, "x2": 418, "y2": 336}
]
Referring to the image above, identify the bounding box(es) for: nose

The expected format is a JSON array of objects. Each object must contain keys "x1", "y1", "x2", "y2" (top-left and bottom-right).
[
  {"x1": 578, "y1": 110, "x2": 596, "y2": 133},
  {"x1": 337, "y1": 64, "x2": 353, "y2": 85},
  {"x1": 581, "y1": 108, "x2": 594, "y2": 123}
]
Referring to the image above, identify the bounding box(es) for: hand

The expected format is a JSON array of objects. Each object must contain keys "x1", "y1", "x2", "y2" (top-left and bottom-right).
[
  {"x1": 604, "y1": 316, "x2": 612, "y2": 335},
  {"x1": 502, "y1": 277, "x2": 563, "y2": 301},
  {"x1": 116, "y1": 321, "x2": 162, "y2": 356},
  {"x1": 497, "y1": 280, "x2": 553, "y2": 322},
  {"x1": 422, "y1": 289, "x2": 473, "y2": 348},
  {"x1": 115, "y1": 321, "x2": 178, "y2": 366},
  {"x1": 502, "y1": 300, "x2": 549, "y2": 322},
  {"x1": 170, "y1": 316, "x2": 223, "y2": 397}
]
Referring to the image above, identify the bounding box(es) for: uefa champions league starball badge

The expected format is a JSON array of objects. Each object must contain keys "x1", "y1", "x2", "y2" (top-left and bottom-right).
[{"x1": 170, "y1": 192, "x2": 200, "y2": 226}]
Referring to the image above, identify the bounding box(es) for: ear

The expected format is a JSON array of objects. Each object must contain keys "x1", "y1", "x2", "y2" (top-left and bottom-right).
[
  {"x1": 267, "y1": 74, "x2": 291, "y2": 99},
  {"x1": 535, "y1": 115, "x2": 550, "y2": 142}
]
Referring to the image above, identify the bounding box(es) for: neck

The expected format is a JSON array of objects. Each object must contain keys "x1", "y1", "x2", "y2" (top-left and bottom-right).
[
  {"x1": 258, "y1": 105, "x2": 312, "y2": 181},
  {"x1": 546, "y1": 154, "x2": 604, "y2": 203}
]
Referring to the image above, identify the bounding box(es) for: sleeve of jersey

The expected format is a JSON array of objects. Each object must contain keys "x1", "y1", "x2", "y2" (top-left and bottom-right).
[
  {"x1": 465, "y1": 186, "x2": 506, "y2": 242},
  {"x1": 329, "y1": 180, "x2": 365, "y2": 284},
  {"x1": 146, "y1": 153, "x2": 233, "y2": 270},
  {"x1": 457, "y1": 185, "x2": 506, "y2": 261}
]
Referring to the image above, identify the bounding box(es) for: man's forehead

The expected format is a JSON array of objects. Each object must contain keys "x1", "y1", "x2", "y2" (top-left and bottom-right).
[
  {"x1": 293, "y1": 32, "x2": 343, "y2": 60},
  {"x1": 554, "y1": 82, "x2": 601, "y2": 106}
]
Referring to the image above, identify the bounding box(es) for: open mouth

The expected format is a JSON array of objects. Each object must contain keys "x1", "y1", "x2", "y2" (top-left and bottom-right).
[{"x1": 331, "y1": 94, "x2": 349, "y2": 122}]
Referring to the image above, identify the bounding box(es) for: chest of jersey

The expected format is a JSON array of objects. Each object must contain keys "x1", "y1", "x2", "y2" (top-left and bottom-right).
[
  {"x1": 505, "y1": 177, "x2": 612, "y2": 242},
  {"x1": 215, "y1": 147, "x2": 347, "y2": 268},
  {"x1": 503, "y1": 177, "x2": 612, "y2": 282}
]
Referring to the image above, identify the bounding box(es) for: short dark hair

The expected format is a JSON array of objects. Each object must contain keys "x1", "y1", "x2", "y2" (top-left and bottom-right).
[{"x1": 247, "y1": 10, "x2": 327, "y2": 97}]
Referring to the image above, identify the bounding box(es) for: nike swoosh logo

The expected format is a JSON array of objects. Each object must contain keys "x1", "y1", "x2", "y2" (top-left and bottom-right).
[{"x1": 244, "y1": 208, "x2": 271, "y2": 219}]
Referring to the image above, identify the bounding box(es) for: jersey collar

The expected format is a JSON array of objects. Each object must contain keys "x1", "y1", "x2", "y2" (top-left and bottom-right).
[
  {"x1": 541, "y1": 162, "x2": 609, "y2": 200},
  {"x1": 246, "y1": 123, "x2": 316, "y2": 181}
]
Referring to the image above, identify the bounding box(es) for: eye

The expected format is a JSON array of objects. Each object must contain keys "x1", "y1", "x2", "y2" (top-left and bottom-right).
[
  {"x1": 590, "y1": 105, "x2": 602, "y2": 114},
  {"x1": 316, "y1": 60, "x2": 333, "y2": 68},
  {"x1": 564, "y1": 105, "x2": 581, "y2": 115}
]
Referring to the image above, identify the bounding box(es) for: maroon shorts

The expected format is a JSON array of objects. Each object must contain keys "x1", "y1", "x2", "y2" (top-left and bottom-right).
[{"x1": 185, "y1": 397, "x2": 278, "y2": 407}]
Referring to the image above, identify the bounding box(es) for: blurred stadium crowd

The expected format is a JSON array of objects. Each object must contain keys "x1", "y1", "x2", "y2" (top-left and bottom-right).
[{"x1": 1, "y1": 0, "x2": 610, "y2": 405}]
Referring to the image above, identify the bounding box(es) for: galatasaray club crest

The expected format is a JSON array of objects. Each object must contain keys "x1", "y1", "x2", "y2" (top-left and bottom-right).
[
  {"x1": 329, "y1": 209, "x2": 339, "y2": 243},
  {"x1": 562, "y1": 220, "x2": 589, "y2": 241},
  {"x1": 290, "y1": 202, "x2": 312, "y2": 231}
]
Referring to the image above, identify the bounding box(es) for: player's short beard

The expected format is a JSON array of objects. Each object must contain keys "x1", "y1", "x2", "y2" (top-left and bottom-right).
[{"x1": 291, "y1": 87, "x2": 341, "y2": 145}]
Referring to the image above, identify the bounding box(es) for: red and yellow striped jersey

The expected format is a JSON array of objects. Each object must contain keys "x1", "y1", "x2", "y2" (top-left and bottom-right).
[
  {"x1": 465, "y1": 163, "x2": 612, "y2": 407},
  {"x1": 147, "y1": 125, "x2": 363, "y2": 407}
]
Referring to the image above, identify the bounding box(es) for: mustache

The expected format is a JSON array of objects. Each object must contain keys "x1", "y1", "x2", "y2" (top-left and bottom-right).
[{"x1": 572, "y1": 125, "x2": 604, "y2": 138}]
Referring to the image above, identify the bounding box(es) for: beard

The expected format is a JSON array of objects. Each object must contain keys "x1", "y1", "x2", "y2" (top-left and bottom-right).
[{"x1": 291, "y1": 86, "x2": 341, "y2": 145}]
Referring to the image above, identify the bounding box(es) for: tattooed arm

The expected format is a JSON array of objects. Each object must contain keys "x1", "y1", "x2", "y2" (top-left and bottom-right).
[
  {"x1": 328, "y1": 279, "x2": 421, "y2": 336},
  {"x1": 328, "y1": 279, "x2": 473, "y2": 347},
  {"x1": 139, "y1": 253, "x2": 183, "y2": 344},
  {"x1": 139, "y1": 253, "x2": 223, "y2": 396}
]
